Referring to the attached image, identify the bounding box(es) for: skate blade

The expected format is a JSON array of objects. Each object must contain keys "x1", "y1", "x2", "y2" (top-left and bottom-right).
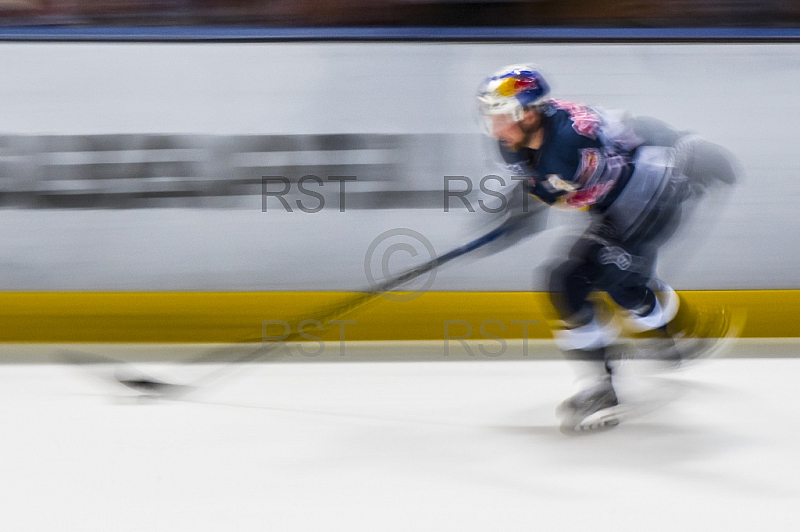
[{"x1": 559, "y1": 405, "x2": 625, "y2": 434}]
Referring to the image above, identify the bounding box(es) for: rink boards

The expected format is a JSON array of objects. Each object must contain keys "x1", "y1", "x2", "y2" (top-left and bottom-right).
[
  {"x1": 0, "y1": 289, "x2": 794, "y2": 342},
  {"x1": 0, "y1": 41, "x2": 798, "y2": 341}
]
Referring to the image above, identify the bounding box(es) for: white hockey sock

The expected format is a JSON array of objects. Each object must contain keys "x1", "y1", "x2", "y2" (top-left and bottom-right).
[
  {"x1": 553, "y1": 316, "x2": 620, "y2": 351},
  {"x1": 627, "y1": 284, "x2": 680, "y2": 332}
]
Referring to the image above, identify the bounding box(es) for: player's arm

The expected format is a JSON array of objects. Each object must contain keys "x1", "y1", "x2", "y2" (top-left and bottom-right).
[
  {"x1": 615, "y1": 113, "x2": 739, "y2": 188},
  {"x1": 498, "y1": 142, "x2": 572, "y2": 207},
  {"x1": 469, "y1": 183, "x2": 548, "y2": 259}
]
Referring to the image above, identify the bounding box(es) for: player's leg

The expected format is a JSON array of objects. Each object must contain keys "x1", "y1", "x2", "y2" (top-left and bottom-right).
[
  {"x1": 610, "y1": 203, "x2": 738, "y2": 365},
  {"x1": 651, "y1": 292, "x2": 738, "y2": 363},
  {"x1": 616, "y1": 281, "x2": 738, "y2": 367},
  {"x1": 607, "y1": 273, "x2": 683, "y2": 368},
  {"x1": 548, "y1": 253, "x2": 622, "y2": 432}
]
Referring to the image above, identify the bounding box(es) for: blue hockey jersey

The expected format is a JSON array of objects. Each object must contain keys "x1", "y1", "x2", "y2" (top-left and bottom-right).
[{"x1": 499, "y1": 99, "x2": 634, "y2": 212}]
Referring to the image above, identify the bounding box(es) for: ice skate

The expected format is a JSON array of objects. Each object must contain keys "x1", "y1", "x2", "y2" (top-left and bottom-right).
[
  {"x1": 667, "y1": 305, "x2": 743, "y2": 364},
  {"x1": 556, "y1": 377, "x2": 622, "y2": 433},
  {"x1": 623, "y1": 289, "x2": 744, "y2": 371}
]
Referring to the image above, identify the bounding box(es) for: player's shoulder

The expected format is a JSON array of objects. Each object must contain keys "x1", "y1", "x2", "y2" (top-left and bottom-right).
[{"x1": 541, "y1": 98, "x2": 602, "y2": 141}]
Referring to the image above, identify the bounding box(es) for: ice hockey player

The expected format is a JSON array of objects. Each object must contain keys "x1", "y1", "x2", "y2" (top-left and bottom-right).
[{"x1": 476, "y1": 64, "x2": 739, "y2": 432}]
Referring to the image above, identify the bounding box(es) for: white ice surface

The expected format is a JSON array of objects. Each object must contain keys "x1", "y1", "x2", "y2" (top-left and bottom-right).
[{"x1": 0, "y1": 346, "x2": 798, "y2": 531}]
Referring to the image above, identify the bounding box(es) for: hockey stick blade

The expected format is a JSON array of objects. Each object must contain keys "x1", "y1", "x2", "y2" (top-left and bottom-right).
[
  {"x1": 114, "y1": 366, "x2": 194, "y2": 397},
  {"x1": 60, "y1": 349, "x2": 194, "y2": 398}
]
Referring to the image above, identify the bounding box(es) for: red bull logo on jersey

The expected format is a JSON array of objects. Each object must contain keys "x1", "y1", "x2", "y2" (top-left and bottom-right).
[
  {"x1": 565, "y1": 181, "x2": 615, "y2": 209},
  {"x1": 549, "y1": 99, "x2": 600, "y2": 139},
  {"x1": 576, "y1": 148, "x2": 601, "y2": 186}
]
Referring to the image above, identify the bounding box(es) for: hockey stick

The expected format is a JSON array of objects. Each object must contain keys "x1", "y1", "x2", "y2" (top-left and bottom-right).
[{"x1": 114, "y1": 218, "x2": 525, "y2": 397}]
